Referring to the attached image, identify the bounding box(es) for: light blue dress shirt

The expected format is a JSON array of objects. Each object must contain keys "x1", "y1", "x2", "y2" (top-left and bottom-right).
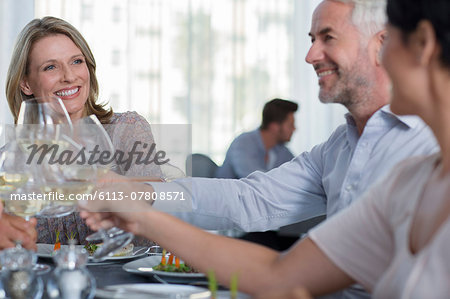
[
  {"x1": 215, "y1": 129, "x2": 294, "y2": 179},
  {"x1": 154, "y1": 106, "x2": 438, "y2": 233},
  {"x1": 153, "y1": 106, "x2": 439, "y2": 299}
]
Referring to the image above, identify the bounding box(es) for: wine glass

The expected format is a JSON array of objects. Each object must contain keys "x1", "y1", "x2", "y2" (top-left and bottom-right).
[
  {"x1": 16, "y1": 96, "x2": 72, "y2": 152},
  {"x1": 0, "y1": 139, "x2": 42, "y2": 220},
  {"x1": 104, "y1": 162, "x2": 186, "y2": 257},
  {"x1": 36, "y1": 144, "x2": 97, "y2": 218},
  {"x1": 72, "y1": 114, "x2": 118, "y2": 175},
  {"x1": 72, "y1": 115, "x2": 133, "y2": 261},
  {"x1": 86, "y1": 161, "x2": 185, "y2": 261},
  {"x1": 160, "y1": 162, "x2": 186, "y2": 182},
  {"x1": 0, "y1": 137, "x2": 50, "y2": 276},
  {"x1": 17, "y1": 96, "x2": 71, "y2": 125},
  {"x1": 15, "y1": 96, "x2": 76, "y2": 217}
]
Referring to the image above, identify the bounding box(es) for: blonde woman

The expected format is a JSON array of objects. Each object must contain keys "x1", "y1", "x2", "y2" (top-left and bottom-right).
[{"x1": 6, "y1": 17, "x2": 160, "y2": 245}]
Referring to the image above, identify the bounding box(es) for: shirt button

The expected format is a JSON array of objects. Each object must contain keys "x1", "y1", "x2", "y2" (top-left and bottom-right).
[{"x1": 346, "y1": 185, "x2": 353, "y2": 191}]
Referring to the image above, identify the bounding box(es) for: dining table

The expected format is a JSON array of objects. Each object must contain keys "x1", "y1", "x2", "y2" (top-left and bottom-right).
[{"x1": 37, "y1": 254, "x2": 250, "y2": 299}]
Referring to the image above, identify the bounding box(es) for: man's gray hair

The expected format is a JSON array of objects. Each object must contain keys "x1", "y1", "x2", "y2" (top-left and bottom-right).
[{"x1": 335, "y1": 0, "x2": 387, "y2": 36}]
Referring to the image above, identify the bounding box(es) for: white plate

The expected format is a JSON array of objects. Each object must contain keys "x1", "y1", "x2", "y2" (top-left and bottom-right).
[
  {"x1": 36, "y1": 243, "x2": 148, "y2": 262},
  {"x1": 95, "y1": 283, "x2": 210, "y2": 299},
  {"x1": 123, "y1": 255, "x2": 206, "y2": 283}
]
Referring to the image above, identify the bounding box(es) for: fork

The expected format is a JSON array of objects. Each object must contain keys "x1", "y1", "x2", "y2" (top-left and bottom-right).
[{"x1": 132, "y1": 247, "x2": 151, "y2": 256}]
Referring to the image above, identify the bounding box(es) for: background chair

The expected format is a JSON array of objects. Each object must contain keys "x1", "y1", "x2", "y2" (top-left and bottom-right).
[{"x1": 185, "y1": 153, "x2": 218, "y2": 178}]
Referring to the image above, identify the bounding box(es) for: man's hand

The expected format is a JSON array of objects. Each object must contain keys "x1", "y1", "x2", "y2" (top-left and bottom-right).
[
  {"x1": 0, "y1": 213, "x2": 37, "y2": 250},
  {"x1": 80, "y1": 209, "x2": 150, "y2": 237},
  {"x1": 79, "y1": 177, "x2": 155, "y2": 237}
]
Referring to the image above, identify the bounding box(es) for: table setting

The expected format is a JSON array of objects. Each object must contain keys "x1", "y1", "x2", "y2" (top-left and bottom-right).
[
  {"x1": 29, "y1": 245, "x2": 249, "y2": 299},
  {"x1": 0, "y1": 96, "x2": 249, "y2": 298}
]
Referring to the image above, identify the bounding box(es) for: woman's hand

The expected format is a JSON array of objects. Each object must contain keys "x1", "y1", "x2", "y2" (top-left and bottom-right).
[{"x1": 0, "y1": 213, "x2": 37, "y2": 250}]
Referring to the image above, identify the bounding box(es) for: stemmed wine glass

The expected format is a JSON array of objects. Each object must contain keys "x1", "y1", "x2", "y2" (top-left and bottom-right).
[
  {"x1": 160, "y1": 162, "x2": 186, "y2": 182},
  {"x1": 93, "y1": 161, "x2": 186, "y2": 259},
  {"x1": 139, "y1": 162, "x2": 186, "y2": 255},
  {"x1": 36, "y1": 138, "x2": 98, "y2": 218},
  {"x1": 15, "y1": 96, "x2": 77, "y2": 217},
  {"x1": 74, "y1": 115, "x2": 134, "y2": 261},
  {"x1": 85, "y1": 159, "x2": 186, "y2": 261},
  {"x1": 16, "y1": 96, "x2": 72, "y2": 148},
  {"x1": 0, "y1": 138, "x2": 42, "y2": 220},
  {"x1": 72, "y1": 114, "x2": 118, "y2": 175},
  {"x1": 0, "y1": 131, "x2": 51, "y2": 278}
]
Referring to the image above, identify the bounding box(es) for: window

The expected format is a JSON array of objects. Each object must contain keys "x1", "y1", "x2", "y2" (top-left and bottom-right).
[{"x1": 0, "y1": 0, "x2": 346, "y2": 165}]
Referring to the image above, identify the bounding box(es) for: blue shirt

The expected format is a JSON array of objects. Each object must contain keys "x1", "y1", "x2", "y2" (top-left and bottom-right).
[
  {"x1": 154, "y1": 106, "x2": 438, "y2": 231},
  {"x1": 215, "y1": 129, "x2": 294, "y2": 179}
]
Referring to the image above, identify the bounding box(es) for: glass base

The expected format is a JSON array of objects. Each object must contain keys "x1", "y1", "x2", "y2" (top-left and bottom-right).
[{"x1": 37, "y1": 204, "x2": 76, "y2": 218}]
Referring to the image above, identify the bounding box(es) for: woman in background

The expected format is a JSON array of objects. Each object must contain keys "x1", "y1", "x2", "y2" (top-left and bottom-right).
[
  {"x1": 82, "y1": 0, "x2": 450, "y2": 297},
  {"x1": 6, "y1": 16, "x2": 161, "y2": 245}
]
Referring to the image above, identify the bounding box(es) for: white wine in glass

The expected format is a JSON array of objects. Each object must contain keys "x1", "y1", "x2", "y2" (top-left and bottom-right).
[
  {"x1": 0, "y1": 139, "x2": 33, "y2": 199},
  {"x1": 4, "y1": 187, "x2": 45, "y2": 221},
  {"x1": 0, "y1": 141, "x2": 45, "y2": 220}
]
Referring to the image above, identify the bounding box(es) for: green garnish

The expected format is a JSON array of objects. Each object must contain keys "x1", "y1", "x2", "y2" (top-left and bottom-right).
[
  {"x1": 153, "y1": 263, "x2": 197, "y2": 273},
  {"x1": 208, "y1": 270, "x2": 217, "y2": 299},
  {"x1": 65, "y1": 231, "x2": 77, "y2": 241},
  {"x1": 84, "y1": 243, "x2": 98, "y2": 255},
  {"x1": 230, "y1": 273, "x2": 238, "y2": 299}
]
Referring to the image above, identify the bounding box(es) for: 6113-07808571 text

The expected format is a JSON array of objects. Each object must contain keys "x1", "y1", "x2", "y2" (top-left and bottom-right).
[{"x1": 96, "y1": 191, "x2": 185, "y2": 201}]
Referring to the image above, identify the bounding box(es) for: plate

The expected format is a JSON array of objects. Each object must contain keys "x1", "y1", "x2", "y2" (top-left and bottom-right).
[
  {"x1": 95, "y1": 283, "x2": 211, "y2": 299},
  {"x1": 36, "y1": 243, "x2": 148, "y2": 262},
  {"x1": 123, "y1": 255, "x2": 206, "y2": 283}
]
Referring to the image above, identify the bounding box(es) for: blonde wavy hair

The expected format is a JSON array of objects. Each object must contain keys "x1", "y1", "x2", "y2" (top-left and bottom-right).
[{"x1": 6, "y1": 16, "x2": 113, "y2": 124}]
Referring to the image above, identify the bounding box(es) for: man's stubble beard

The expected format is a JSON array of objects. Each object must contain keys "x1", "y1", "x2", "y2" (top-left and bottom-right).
[{"x1": 318, "y1": 51, "x2": 373, "y2": 110}]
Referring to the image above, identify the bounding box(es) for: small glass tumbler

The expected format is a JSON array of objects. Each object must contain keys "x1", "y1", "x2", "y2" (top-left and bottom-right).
[
  {"x1": 0, "y1": 243, "x2": 43, "y2": 299},
  {"x1": 46, "y1": 241, "x2": 95, "y2": 299}
]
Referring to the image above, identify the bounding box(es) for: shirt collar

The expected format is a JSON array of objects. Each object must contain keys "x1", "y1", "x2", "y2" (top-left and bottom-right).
[
  {"x1": 345, "y1": 104, "x2": 422, "y2": 129},
  {"x1": 379, "y1": 105, "x2": 422, "y2": 128}
]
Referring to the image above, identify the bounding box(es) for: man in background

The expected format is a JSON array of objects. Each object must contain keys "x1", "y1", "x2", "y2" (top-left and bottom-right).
[{"x1": 216, "y1": 98, "x2": 298, "y2": 179}]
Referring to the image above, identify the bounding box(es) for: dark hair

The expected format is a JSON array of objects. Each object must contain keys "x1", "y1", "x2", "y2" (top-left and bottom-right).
[
  {"x1": 260, "y1": 98, "x2": 298, "y2": 130},
  {"x1": 387, "y1": 0, "x2": 450, "y2": 68}
]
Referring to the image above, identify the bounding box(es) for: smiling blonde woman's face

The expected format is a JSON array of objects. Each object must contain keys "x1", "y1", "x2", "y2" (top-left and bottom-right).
[{"x1": 20, "y1": 34, "x2": 90, "y2": 121}]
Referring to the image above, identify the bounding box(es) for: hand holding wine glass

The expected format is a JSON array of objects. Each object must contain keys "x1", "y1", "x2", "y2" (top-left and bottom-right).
[
  {"x1": 0, "y1": 137, "x2": 39, "y2": 250},
  {"x1": 80, "y1": 162, "x2": 186, "y2": 250}
]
